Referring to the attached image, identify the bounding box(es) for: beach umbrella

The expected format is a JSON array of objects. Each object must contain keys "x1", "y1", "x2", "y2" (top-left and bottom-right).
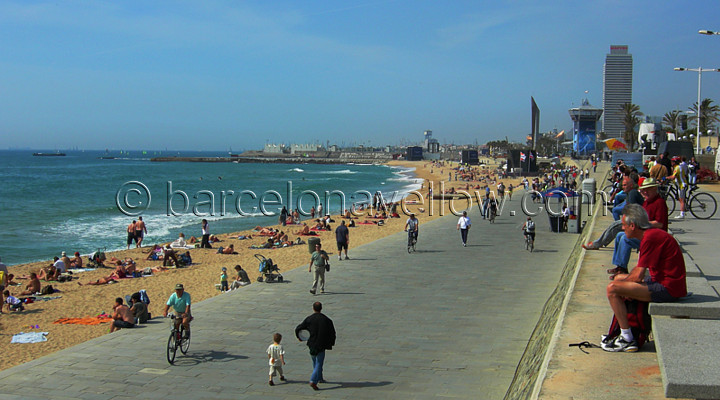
[{"x1": 603, "y1": 138, "x2": 627, "y2": 151}]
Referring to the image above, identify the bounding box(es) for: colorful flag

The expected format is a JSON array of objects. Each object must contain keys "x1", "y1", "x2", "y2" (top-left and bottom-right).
[
  {"x1": 520, "y1": 152, "x2": 526, "y2": 162},
  {"x1": 529, "y1": 152, "x2": 534, "y2": 160}
]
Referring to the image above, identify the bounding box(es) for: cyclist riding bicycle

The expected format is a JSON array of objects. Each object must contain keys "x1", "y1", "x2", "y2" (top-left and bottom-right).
[
  {"x1": 404, "y1": 213, "x2": 419, "y2": 244},
  {"x1": 521, "y1": 217, "x2": 536, "y2": 243},
  {"x1": 163, "y1": 283, "x2": 192, "y2": 339}
]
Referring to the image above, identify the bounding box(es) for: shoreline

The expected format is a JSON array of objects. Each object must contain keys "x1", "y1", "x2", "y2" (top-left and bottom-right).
[{"x1": 0, "y1": 158, "x2": 517, "y2": 371}]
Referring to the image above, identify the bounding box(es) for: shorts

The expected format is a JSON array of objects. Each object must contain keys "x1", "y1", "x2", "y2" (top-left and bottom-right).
[
  {"x1": 337, "y1": 241, "x2": 348, "y2": 251},
  {"x1": 127, "y1": 232, "x2": 135, "y2": 245},
  {"x1": 524, "y1": 232, "x2": 535, "y2": 240},
  {"x1": 113, "y1": 320, "x2": 135, "y2": 329},
  {"x1": 269, "y1": 365, "x2": 284, "y2": 377},
  {"x1": 644, "y1": 276, "x2": 679, "y2": 303},
  {"x1": 135, "y1": 231, "x2": 144, "y2": 239}
]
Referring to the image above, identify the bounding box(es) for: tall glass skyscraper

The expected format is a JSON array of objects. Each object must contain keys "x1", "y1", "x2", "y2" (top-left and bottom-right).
[{"x1": 602, "y1": 45, "x2": 633, "y2": 140}]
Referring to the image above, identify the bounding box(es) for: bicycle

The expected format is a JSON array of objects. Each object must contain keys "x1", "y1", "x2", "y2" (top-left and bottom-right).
[
  {"x1": 167, "y1": 315, "x2": 190, "y2": 364},
  {"x1": 405, "y1": 230, "x2": 417, "y2": 253},
  {"x1": 524, "y1": 233, "x2": 534, "y2": 252},
  {"x1": 659, "y1": 183, "x2": 717, "y2": 219}
]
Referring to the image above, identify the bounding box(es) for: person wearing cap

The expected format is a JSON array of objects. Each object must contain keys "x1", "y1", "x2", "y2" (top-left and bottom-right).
[
  {"x1": 163, "y1": 284, "x2": 192, "y2": 338},
  {"x1": 667, "y1": 156, "x2": 689, "y2": 218},
  {"x1": 638, "y1": 177, "x2": 668, "y2": 231},
  {"x1": 60, "y1": 252, "x2": 72, "y2": 271},
  {"x1": 70, "y1": 251, "x2": 83, "y2": 268},
  {"x1": 604, "y1": 204, "x2": 686, "y2": 352}
]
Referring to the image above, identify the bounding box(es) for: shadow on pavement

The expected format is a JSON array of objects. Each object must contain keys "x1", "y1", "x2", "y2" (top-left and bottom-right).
[
  {"x1": 321, "y1": 380, "x2": 394, "y2": 390},
  {"x1": 172, "y1": 350, "x2": 249, "y2": 366}
]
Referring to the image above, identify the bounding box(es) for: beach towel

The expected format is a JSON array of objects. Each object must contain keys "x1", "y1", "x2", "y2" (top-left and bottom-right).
[
  {"x1": 53, "y1": 316, "x2": 113, "y2": 325},
  {"x1": 358, "y1": 221, "x2": 376, "y2": 225},
  {"x1": 11, "y1": 332, "x2": 49, "y2": 344},
  {"x1": 68, "y1": 268, "x2": 96, "y2": 274},
  {"x1": 299, "y1": 232, "x2": 319, "y2": 236}
]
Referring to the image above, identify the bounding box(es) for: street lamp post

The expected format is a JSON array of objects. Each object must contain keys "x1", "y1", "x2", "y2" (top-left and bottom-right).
[{"x1": 674, "y1": 67, "x2": 720, "y2": 154}]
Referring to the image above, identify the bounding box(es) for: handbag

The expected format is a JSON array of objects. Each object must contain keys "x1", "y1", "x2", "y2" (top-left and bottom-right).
[{"x1": 325, "y1": 261, "x2": 330, "y2": 272}]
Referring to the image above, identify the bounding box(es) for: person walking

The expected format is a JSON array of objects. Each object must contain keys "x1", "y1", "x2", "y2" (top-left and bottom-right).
[
  {"x1": 200, "y1": 219, "x2": 211, "y2": 248},
  {"x1": 335, "y1": 220, "x2": 349, "y2": 260},
  {"x1": 135, "y1": 216, "x2": 147, "y2": 248},
  {"x1": 457, "y1": 211, "x2": 471, "y2": 247},
  {"x1": 308, "y1": 243, "x2": 329, "y2": 295},
  {"x1": 295, "y1": 302, "x2": 336, "y2": 391},
  {"x1": 280, "y1": 206, "x2": 288, "y2": 226},
  {"x1": 126, "y1": 220, "x2": 136, "y2": 250}
]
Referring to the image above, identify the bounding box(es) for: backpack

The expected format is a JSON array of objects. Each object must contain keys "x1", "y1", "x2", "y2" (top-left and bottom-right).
[
  {"x1": 138, "y1": 289, "x2": 150, "y2": 305},
  {"x1": 603, "y1": 299, "x2": 651, "y2": 349},
  {"x1": 40, "y1": 285, "x2": 54, "y2": 295},
  {"x1": 526, "y1": 221, "x2": 535, "y2": 232}
]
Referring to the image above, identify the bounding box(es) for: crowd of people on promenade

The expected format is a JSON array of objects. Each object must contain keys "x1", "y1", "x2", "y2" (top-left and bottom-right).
[{"x1": 581, "y1": 157, "x2": 688, "y2": 352}]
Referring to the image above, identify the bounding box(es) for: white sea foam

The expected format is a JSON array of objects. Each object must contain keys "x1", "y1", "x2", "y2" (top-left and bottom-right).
[
  {"x1": 325, "y1": 169, "x2": 356, "y2": 174},
  {"x1": 289, "y1": 168, "x2": 304, "y2": 172}
]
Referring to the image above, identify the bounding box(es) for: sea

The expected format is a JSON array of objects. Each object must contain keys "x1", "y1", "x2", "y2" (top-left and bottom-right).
[{"x1": 0, "y1": 150, "x2": 420, "y2": 266}]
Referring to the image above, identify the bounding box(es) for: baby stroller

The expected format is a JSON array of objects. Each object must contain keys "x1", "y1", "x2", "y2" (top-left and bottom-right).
[
  {"x1": 255, "y1": 254, "x2": 283, "y2": 283},
  {"x1": 88, "y1": 248, "x2": 107, "y2": 268}
]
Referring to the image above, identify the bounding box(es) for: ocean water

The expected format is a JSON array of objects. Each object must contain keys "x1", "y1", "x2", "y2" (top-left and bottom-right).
[{"x1": 0, "y1": 150, "x2": 419, "y2": 265}]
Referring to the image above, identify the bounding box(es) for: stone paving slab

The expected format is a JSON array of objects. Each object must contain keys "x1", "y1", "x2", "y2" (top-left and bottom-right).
[{"x1": 0, "y1": 199, "x2": 577, "y2": 399}]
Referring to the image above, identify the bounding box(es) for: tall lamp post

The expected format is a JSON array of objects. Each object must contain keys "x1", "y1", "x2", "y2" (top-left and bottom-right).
[{"x1": 673, "y1": 67, "x2": 720, "y2": 154}]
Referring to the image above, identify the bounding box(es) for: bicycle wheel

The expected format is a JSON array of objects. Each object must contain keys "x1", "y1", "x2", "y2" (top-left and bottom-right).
[
  {"x1": 689, "y1": 192, "x2": 717, "y2": 219},
  {"x1": 180, "y1": 327, "x2": 190, "y2": 354},
  {"x1": 530, "y1": 239, "x2": 534, "y2": 253},
  {"x1": 411, "y1": 239, "x2": 416, "y2": 252},
  {"x1": 665, "y1": 195, "x2": 676, "y2": 216},
  {"x1": 167, "y1": 331, "x2": 177, "y2": 364}
]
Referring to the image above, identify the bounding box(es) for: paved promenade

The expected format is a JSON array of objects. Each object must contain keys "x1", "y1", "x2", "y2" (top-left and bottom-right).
[{"x1": 0, "y1": 196, "x2": 578, "y2": 400}]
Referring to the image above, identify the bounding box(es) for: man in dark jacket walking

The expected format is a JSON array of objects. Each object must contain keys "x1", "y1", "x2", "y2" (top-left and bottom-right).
[{"x1": 295, "y1": 301, "x2": 336, "y2": 390}]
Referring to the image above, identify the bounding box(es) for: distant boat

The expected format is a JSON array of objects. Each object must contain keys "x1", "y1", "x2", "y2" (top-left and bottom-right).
[{"x1": 33, "y1": 151, "x2": 66, "y2": 156}]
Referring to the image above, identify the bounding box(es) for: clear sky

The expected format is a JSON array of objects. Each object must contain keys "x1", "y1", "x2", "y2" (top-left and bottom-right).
[{"x1": 2, "y1": 0, "x2": 720, "y2": 151}]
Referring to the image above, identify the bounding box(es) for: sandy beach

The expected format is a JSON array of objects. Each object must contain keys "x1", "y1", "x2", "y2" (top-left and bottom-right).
[{"x1": 0, "y1": 158, "x2": 522, "y2": 371}]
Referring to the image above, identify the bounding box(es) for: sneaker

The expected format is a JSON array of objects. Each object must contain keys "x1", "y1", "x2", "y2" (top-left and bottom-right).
[
  {"x1": 602, "y1": 336, "x2": 638, "y2": 352},
  {"x1": 344, "y1": 255, "x2": 349, "y2": 260},
  {"x1": 674, "y1": 214, "x2": 685, "y2": 219},
  {"x1": 463, "y1": 243, "x2": 466, "y2": 247},
  {"x1": 309, "y1": 289, "x2": 316, "y2": 295},
  {"x1": 309, "y1": 382, "x2": 319, "y2": 391},
  {"x1": 582, "y1": 242, "x2": 599, "y2": 250},
  {"x1": 280, "y1": 376, "x2": 286, "y2": 382},
  {"x1": 338, "y1": 255, "x2": 342, "y2": 261},
  {"x1": 269, "y1": 381, "x2": 274, "y2": 386}
]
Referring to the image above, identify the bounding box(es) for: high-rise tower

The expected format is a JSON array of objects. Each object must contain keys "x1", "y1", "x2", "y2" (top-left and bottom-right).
[{"x1": 602, "y1": 45, "x2": 633, "y2": 140}]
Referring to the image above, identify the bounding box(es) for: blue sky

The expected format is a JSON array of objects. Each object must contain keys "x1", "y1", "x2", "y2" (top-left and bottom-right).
[{"x1": 2, "y1": 0, "x2": 720, "y2": 151}]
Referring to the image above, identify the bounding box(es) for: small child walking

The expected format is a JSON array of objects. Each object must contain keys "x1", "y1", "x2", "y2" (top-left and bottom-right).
[
  {"x1": 266, "y1": 332, "x2": 286, "y2": 386},
  {"x1": 220, "y1": 267, "x2": 228, "y2": 292}
]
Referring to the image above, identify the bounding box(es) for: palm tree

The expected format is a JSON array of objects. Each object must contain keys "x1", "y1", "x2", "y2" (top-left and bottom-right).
[
  {"x1": 688, "y1": 98, "x2": 720, "y2": 136},
  {"x1": 662, "y1": 110, "x2": 682, "y2": 133},
  {"x1": 620, "y1": 103, "x2": 643, "y2": 151}
]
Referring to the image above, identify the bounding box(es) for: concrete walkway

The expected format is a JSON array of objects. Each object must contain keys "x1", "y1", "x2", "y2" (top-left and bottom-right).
[{"x1": 0, "y1": 196, "x2": 579, "y2": 399}]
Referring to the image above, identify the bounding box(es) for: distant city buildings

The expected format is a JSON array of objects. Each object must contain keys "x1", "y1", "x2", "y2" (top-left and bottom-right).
[{"x1": 602, "y1": 45, "x2": 633, "y2": 140}]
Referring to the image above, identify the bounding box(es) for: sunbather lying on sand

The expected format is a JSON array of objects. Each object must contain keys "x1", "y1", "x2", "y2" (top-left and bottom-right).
[{"x1": 78, "y1": 265, "x2": 127, "y2": 286}]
